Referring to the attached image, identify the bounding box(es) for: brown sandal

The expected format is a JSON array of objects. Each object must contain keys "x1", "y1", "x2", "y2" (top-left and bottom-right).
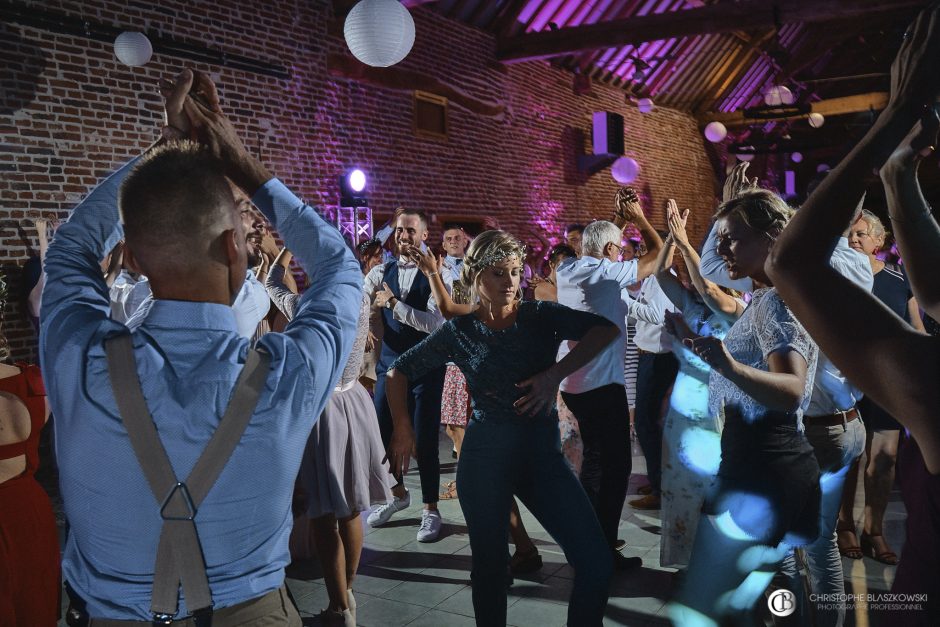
[
  {"x1": 836, "y1": 523, "x2": 862, "y2": 560},
  {"x1": 860, "y1": 533, "x2": 899, "y2": 565},
  {"x1": 439, "y1": 480, "x2": 458, "y2": 500}
]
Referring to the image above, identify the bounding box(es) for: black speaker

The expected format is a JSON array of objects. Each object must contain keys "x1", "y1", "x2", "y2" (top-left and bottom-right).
[{"x1": 592, "y1": 111, "x2": 624, "y2": 155}]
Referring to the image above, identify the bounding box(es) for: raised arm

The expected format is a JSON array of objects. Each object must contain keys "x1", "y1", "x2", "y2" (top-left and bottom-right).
[
  {"x1": 264, "y1": 248, "x2": 300, "y2": 321},
  {"x1": 612, "y1": 188, "x2": 664, "y2": 281},
  {"x1": 765, "y1": 5, "x2": 940, "y2": 471},
  {"x1": 668, "y1": 202, "x2": 742, "y2": 320},
  {"x1": 880, "y1": 111, "x2": 940, "y2": 320},
  {"x1": 407, "y1": 245, "x2": 473, "y2": 319}
]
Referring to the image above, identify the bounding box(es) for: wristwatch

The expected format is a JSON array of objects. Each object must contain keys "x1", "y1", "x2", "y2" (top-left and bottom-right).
[{"x1": 385, "y1": 297, "x2": 396, "y2": 309}]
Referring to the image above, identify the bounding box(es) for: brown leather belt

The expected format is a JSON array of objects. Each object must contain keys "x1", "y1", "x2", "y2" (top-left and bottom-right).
[{"x1": 804, "y1": 407, "x2": 859, "y2": 427}]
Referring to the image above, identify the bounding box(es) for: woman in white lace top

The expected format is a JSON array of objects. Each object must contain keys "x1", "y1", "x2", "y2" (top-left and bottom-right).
[{"x1": 671, "y1": 189, "x2": 821, "y2": 625}]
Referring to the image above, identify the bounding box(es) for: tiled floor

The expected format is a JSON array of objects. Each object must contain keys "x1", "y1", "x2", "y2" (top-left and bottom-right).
[
  {"x1": 53, "y1": 432, "x2": 907, "y2": 626},
  {"x1": 281, "y1": 436, "x2": 908, "y2": 626}
]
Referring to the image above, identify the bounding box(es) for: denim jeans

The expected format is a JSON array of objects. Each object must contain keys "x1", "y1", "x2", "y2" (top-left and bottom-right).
[
  {"x1": 634, "y1": 352, "x2": 679, "y2": 492},
  {"x1": 457, "y1": 417, "x2": 612, "y2": 626},
  {"x1": 374, "y1": 366, "x2": 445, "y2": 504},
  {"x1": 779, "y1": 414, "x2": 866, "y2": 627},
  {"x1": 560, "y1": 383, "x2": 632, "y2": 547}
]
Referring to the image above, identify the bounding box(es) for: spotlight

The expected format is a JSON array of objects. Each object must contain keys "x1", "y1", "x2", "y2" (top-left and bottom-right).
[{"x1": 339, "y1": 168, "x2": 368, "y2": 207}]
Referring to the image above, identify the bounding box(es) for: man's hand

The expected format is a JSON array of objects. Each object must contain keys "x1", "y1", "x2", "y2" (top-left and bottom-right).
[
  {"x1": 183, "y1": 92, "x2": 271, "y2": 194},
  {"x1": 666, "y1": 200, "x2": 691, "y2": 249},
  {"x1": 385, "y1": 425, "x2": 416, "y2": 480},
  {"x1": 615, "y1": 187, "x2": 643, "y2": 223},
  {"x1": 159, "y1": 69, "x2": 222, "y2": 140},
  {"x1": 374, "y1": 282, "x2": 396, "y2": 309},
  {"x1": 722, "y1": 162, "x2": 759, "y2": 203},
  {"x1": 513, "y1": 368, "x2": 562, "y2": 417}
]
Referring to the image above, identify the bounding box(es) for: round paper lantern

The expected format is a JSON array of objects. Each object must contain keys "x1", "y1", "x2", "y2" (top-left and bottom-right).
[
  {"x1": 637, "y1": 98, "x2": 654, "y2": 114},
  {"x1": 791, "y1": 151, "x2": 803, "y2": 163},
  {"x1": 808, "y1": 112, "x2": 825, "y2": 128},
  {"x1": 611, "y1": 157, "x2": 640, "y2": 184},
  {"x1": 764, "y1": 85, "x2": 794, "y2": 106},
  {"x1": 816, "y1": 163, "x2": 831, "y2": 173},
  {"x1": 704, "y1": 121, "x2": 727, "y2": 143},
  {"x1": 113, "y1": 31, "x2": 153, "y2": 67},
  {"x1": 736, "y1": 152, "x2": 755, "y2": 162},
  {"x1": 344, "y1": 0, "x2": 416, "y2": 67}
]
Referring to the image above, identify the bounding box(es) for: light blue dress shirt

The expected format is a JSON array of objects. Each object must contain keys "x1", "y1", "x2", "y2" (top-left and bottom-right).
[{"x1": 40, "y1": 157, "x2": 362, "y2": 619}]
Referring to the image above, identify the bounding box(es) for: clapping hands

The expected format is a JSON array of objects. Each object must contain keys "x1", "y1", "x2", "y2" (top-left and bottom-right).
[
  {"x1": 722, "y1": 162, "x2": 759, "y2": 203},
  {"x1": 666, "y1": 199, "x2": 691, "y2": 249},
  {"x1": 615, "y1": 187, "x2": 643, "y2": 223}
]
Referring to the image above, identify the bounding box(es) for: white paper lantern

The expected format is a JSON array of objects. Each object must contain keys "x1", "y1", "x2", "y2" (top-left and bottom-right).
[
  {"x1": 736, "y1": 152, "x2": 755, "y2": 162},
  {"x1": 344, "y1": 0, "x2": 416, "y2": 68},
  {"x1": 764, "y1": 85, "x2": 794, "y2": 106},
  {"x1": 114, "y1": 31, "x2": 153, "y2": 67},
  {"x1": 808, "y1": 112, "x2": 825, "y2": 128},
  {"x1": 791, "y1": 151, "x2": 803, "y2": 163},
  {"x1": 637, "y1": 98, "x2": 654, "y2": 114},
  {"x1": 611, "y1": 157, "x2": 640, "y2": 184},
  {"x1": 704, "y1": 121, "x2": 727, "y2": 143},
  {"x1": 816, "y1": 163, "x2": 831, "y2": 173}
]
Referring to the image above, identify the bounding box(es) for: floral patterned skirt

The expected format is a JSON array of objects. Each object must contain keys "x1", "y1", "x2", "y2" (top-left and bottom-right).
[
  {"x1": 441, "y1": 364, "x2": 471, "y2": 426},
  {"x1": 557, "y1": 392, "x2": 583, "y2": 476}
]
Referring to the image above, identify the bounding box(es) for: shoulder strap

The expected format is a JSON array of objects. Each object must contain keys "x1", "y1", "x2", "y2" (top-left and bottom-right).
[{"x1": 104, "y1": 334, "x2": 270, "y2": 618}]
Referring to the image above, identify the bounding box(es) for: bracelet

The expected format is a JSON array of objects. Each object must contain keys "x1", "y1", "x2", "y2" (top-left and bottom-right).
[
  {"x1": 888, "y1": 205, "x2": 934, "y2": 224},
  {"x1": 427, "y1": 271, "x2": 439, "y2": 277}
]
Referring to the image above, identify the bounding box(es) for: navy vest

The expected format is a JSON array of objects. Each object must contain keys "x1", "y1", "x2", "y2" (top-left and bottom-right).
[{"x1": 378, "y1": 261, "x2": 434, "y2": 371}]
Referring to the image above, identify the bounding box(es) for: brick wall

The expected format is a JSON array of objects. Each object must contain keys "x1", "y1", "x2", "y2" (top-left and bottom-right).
[{"x1": 0, "y1": 0, "x2": 718, "y2": 362}]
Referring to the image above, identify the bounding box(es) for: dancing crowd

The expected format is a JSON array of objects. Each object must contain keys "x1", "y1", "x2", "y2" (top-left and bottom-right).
[{"x1": 3, "y1": 5, "x2": 940, "y2": 627}]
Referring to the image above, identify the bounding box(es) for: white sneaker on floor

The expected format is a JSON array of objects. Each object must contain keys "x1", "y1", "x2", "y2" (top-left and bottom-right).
[
  {"x1": 367, "y1": 490, "x2": 411, "y2": 527},
  {"x1": 417, "y1": 509, "x2": 442, "y2": 542}
]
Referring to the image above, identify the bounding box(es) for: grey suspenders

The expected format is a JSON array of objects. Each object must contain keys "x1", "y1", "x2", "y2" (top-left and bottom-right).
[{"x1": 105, "y1": 334, "x2": 271, "y2": 623}]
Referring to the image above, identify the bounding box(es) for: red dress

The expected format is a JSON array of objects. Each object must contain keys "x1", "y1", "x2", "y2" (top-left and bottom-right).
[{"x1": 0, "y1": 363, "x2": 60, "y2": 626}]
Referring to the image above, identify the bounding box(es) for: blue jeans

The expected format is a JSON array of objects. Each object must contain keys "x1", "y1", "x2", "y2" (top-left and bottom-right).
[
  {"x1": 779, "y1": 414, "x2": 866, "y2": 627},
  {"x1": 457, "y1": 417, "x2": 612, "y2": 626}
]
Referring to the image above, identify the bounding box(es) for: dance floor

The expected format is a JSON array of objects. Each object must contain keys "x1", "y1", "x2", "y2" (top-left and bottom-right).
[{"x1": 50, "y1": 432, "x2": 905, "y2": 626}]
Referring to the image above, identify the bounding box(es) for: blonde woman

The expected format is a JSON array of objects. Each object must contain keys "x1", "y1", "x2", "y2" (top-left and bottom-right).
[{"x1": 386, "y1": 231, "x2": 619, "y2": 626}]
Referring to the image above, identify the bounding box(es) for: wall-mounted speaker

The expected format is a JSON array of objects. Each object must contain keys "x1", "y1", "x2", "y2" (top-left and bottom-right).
[{"x1": 592, "y1": 111, "x2": 624, "y2": 156}]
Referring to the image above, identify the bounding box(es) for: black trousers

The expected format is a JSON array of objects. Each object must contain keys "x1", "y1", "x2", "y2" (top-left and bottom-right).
[
  {"x1": 374, "y1": 366, "x2": 445, "y2": 504},
  {"x1": 634, "y1": 351, "x2": 679, "y2": 493},
  {"x1": 560, "y1": 383, "x2": 631, "y2": 548}
]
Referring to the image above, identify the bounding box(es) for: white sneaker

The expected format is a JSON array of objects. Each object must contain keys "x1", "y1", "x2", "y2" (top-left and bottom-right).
[
  {"x1": 367, "y1": 491, "x2": 410, "y2": 527},
  {"x1": 416, "y1": 509, "x2": 442, "y2": 543}
]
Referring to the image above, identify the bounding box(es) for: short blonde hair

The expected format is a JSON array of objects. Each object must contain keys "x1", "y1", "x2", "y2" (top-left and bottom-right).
[
  {"x1": 461, "y1": 230, "x2": 525, "y2": 304},
  {"x1": 856, "y1": 209, "x2": 887, "y2": 245}
]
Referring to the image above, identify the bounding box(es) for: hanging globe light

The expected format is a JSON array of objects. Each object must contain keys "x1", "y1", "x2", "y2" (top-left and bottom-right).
[
  {"x1": 764, "y1": 85, "x2": 794, "y2": 106},
  {"x1": 808, "y1": 112, "x2": 826, "y2": 128},
  {"x1": 611, "y1": 156, "x2": 640, "y2": 184},
  {"x1": 113, "y1": 31, "x2": 153, "y2": 67},
  {"x1": 344, "y1": 0, "x2": 416, "y2": 67},
  {"x1": 637, "y1": 98, "x2": 654, "y2": 114},
  {"x1": 704, "y1": 121, "x2": 727, "y2": 143}
]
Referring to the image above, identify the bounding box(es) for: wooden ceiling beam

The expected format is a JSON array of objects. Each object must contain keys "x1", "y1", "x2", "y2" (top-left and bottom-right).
[
  {"x1": 701, "y1": 91, "x2": 889, "y2": 127},
  {"x1": 497, "y1": 0, "x2": 923, "y2": 63}
]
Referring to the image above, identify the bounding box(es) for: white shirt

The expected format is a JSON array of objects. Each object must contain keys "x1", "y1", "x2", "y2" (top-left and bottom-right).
[
  {"x1": 699, "y1": 224, "x2": 874, "y2": 414},
  {"x1": 124, "y1": 270, "x2": 271, "y2": 340},
  {"x1": 363, "y1": 258, "x2": 451, "y2": 335},
  {"x1": 109, "y1": 270, "x2": 150, "y2": 324},
  {"x1": 555, "y1": 256, "x2": 635, "y2": 394},
  {"x1": 443, "y1": 255, "x2": 464, "y2": 284},
  {"x1": 626, "y1": 275, "x2": 680, "y2": 354}
]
